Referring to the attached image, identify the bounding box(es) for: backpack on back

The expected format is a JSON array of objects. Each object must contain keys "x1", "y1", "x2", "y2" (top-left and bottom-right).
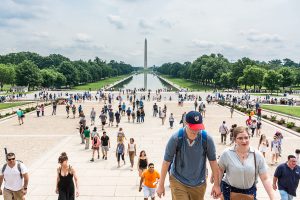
[
  {"x1": 2, "y1": 161, "x2": 23, "y2": 179},
  {"x1": 168, "y1": 128, "x2": 208, "y2": 172}
]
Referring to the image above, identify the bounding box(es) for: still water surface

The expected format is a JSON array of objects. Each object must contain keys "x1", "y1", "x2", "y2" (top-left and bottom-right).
[{"x1": 114, "y1": 73, "x2": 175, "y2": 90}]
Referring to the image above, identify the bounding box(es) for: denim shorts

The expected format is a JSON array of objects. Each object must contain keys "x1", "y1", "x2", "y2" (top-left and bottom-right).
[{"x1": 279, "y1": 190, "x2": 294, "y2": 200}]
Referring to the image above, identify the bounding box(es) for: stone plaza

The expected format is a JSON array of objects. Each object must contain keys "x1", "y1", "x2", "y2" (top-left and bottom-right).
[{"x1": 0, "y1": 92, "x2": 300, "y2": 199}]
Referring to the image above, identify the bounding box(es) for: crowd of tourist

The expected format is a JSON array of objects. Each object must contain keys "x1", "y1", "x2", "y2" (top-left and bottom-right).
[{"x1": 1, "y1": 90, "x2": 300, "y2": 200}]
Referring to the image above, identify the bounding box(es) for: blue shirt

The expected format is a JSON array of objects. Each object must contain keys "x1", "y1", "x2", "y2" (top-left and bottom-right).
[
  {"x1": 164, "y1": 129, "x2": 216, "y2": 187},
  {"x1": 274, "y1": 163, "x2": 300, "y2": 196}
]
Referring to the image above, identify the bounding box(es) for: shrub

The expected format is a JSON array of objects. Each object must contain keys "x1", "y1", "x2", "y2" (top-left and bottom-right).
[
  {"x1": 262, "y1": 114, "x2": 268, "y2": 119},
  {"x1": 219, "y1": 102, "x2": 225, "y2": 106},
  {"x1": 270, "y1": 115, "x2": 277, "y2": 122},
  {"x1": 25, "y1": 108, "x2": 31, "y2": 112},
  {"x1": 240, "y1": 108, "x2": 247, "y2": 113},
  {"x1": 5, "y1": 113, "x2": 10, "y2": 116},
  {"x1": 296, "y1": 127, "x2": 300, "y2": 133},
  {"x1": 286, "y1": 122, "x2": 295, "y2": 128},
  {"x1": 277, "y1": 118, "x2": 285, "y2": 125}
]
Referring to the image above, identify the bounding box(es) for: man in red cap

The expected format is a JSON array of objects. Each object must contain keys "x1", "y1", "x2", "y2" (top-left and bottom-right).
[{"x1": 157, "y1": 111, "x2": 221, "y2": 200}]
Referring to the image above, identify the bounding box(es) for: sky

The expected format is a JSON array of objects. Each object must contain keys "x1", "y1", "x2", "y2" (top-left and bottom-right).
[{"x1": 0, "y1": 0, "x2": 300, "y2": 66}]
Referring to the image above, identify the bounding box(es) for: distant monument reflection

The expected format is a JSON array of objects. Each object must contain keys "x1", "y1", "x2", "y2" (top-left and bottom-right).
[{"x1": 144, "y1": 71, "x2": 147, "y2": 90}]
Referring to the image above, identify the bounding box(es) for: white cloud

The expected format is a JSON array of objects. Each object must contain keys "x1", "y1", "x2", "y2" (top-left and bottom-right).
[
  {"x1": 107, "y1": 15, "x2": 126, "y2": 29},
  {"x1": 33, "y1": 31, "x2": 49, "y2": 38},
  {"x1": 74, "y1": 33, "x2": 91, "y2": 43},
  {"x1": 158, "y1": 18, "x2": 174, "y2": 28},
  {"x1": 0, "y1": 0, "x2": 299, "y2": 66},
  {"x1": 138, "y1": 19, "x2": 154, "y2": 30},
  {"x1": 162, "y1": 37, "x2": 171, "y2": 43},
  {"x1": 192, "y1": 40, "x2": 215, "y2": 48},
  {"x1": 241, "y1": 29, "x2": 283, "y2": 43}
]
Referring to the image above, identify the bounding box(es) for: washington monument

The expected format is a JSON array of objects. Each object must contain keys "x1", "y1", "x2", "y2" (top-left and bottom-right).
[
  {"x1": 144, "y1": 38, "x2": 147, "y2": 89},
  {"x1": 144, "y1": 38, "x2": 147, "y2": 69}
]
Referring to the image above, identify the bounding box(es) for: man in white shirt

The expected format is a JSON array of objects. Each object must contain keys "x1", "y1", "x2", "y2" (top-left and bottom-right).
[
  {"x1": 0, "y1": 152, "x2": 29, "y2": 200},
  {"x1": 219, "y1": 121, "x2": 229, "y2": 145}
]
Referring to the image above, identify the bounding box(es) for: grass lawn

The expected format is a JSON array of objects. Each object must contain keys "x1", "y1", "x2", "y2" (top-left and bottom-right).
[
  {"x1": 73, "y1": 75, "x2": 130, "y2": 90},
  {"x1": 251, "y1": 93, "x2": 283, "y2": 97},
  {"x1": 2, "y1": 84, "x2": 11, "y2": 91},
  {"x1": 162, "y1": 75, "x2": 213, "y2": 91},
  {"x1": 0, "y1": 102, "x2": 32, "y2": 110},
  {"x1": 261, "y1": 105, "x2": 300, "y2": 118}
]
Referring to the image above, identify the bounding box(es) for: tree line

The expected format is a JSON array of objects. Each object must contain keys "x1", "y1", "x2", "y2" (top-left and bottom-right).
[
  {"x1": 155, "y1": 53, "x2": 300, "y2": 92},
  {"x1": 0, "y1": 52, "x2": 135, "y2": 90}
]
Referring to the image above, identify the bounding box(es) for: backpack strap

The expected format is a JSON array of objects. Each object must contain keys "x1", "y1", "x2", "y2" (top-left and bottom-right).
[
  {"x1": 2, "y1": 162, "x2": 23, "y2": 179},
  {"x1": 253, "y1": 150, "x2": 257, "y2": 186},
  {"x1": 2, "y1": 164, "x2": 7, "y2": 175},
  {"x1": 176, "y1": 128, "x2": 184, "y2": 152},
  {"x1": 201, "y1": 130, "x2": 208, "y2": 154},
  {"x1": 17, "y1": 162, "x2": 23, "y2": 179}
]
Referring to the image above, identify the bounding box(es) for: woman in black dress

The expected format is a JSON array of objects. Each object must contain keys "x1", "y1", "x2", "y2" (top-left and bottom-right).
[
  {"x1": 56, "y1": 152, "x2": 79, "y2": 200},
  {"x1": 137, "y1": 150, "x2": 148, "y2": 177}
]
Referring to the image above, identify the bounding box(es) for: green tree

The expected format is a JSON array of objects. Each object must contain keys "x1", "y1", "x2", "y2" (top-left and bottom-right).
[
  {"x1": 55, "y1": 72, "x2": 67, "y2": 88},
  {"x1": 40, "y1": 69, "x2": 57, "y2": 88},
  {"x1": 278, "y1": 67, "x2": 294, "y2": 90},
  {"x1": 219, "y1": 72, "x2": 231, "y2": 89},
  {"x1": 231, "y1": 57, "x2": 257, "y2": 88},
  {"x1": 0, "y1": 64, "x2": 16, "y2": 90},
  {"x1": 15, "y1": 60, "x2": 42, "y2": 90},
  {"x1": 294, "y1": 69, "x2": 300, "y2": 86},
  {"x1": 242, "y1": 65, "x2": 265, "y2": 91},
  {"x1": 58, "y1": 61, "x2": 79, "y2": 87},
  {"x1": 263, "y1": 70, "x2": 283, "y2": 93}
]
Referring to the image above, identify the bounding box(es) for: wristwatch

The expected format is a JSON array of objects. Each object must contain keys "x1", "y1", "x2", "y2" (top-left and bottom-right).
[{"x1": 24, "y1": 187, "x2": 27, "y2": 190}]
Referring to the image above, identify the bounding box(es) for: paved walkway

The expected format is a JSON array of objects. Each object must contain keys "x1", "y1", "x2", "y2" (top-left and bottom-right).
[{"x1": 1, "y1": 96, "x2": 300, "y2": 199}]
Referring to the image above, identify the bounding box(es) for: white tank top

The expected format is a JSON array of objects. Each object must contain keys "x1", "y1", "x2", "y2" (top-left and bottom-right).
[{"x1": 129, "y1": 143, "x2": 135, "y2": 151}]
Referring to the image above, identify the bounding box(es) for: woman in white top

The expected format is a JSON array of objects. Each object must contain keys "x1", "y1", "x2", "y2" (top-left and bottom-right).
[
  {"x1": 128, "y1": 138, "x2": 136, "y2": 171},
  {"x1": 271, "y1": 136, "x2": 280, "y2": 165},
  {"x1": 258, "y1": 134, "x2": 269, "y2": 158},
  {"x1": 218, "y1": 126, "x2": 275, "y2": 200}
]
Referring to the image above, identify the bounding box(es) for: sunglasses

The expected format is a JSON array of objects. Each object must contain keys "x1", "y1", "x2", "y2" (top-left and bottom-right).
[{"x1": 7, "y1": 158, "x2": 15, "y2": 161}]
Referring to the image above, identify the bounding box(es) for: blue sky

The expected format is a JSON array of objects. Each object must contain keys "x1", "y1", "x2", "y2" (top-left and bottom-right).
[{"x1": 0, "y1": 0, "x2": 299, "y2": 66}]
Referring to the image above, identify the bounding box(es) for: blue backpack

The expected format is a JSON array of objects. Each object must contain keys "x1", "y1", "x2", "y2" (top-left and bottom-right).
[{"x1": 169, "y1": 127, "x2": 208, "y2": 172}]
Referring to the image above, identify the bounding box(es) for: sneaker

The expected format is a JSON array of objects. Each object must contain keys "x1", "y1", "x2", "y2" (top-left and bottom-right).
[
  {"x1": 90, "y1": 158, "x2": 94, "y2": 162},
  {"x1": 102, "y1": 155, "x2": 105, "y2": 159},
  {"x1": 105, "y1": 157, "x2": 107, "y2": 160},
  {"x1": 98, "y1": 155, "x2": 100, "y2": 159}
]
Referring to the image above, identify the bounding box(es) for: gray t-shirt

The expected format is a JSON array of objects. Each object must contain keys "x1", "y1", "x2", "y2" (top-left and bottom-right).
[
  {"x1": 164, "y1": 129, "x2": 216, "y2": 187},
  {"x1": 218, "y1": 146, "x2": 268, "y2": 189},
  {"x1": 100, "y1": 113, "x2": 107, "y2": 122}
]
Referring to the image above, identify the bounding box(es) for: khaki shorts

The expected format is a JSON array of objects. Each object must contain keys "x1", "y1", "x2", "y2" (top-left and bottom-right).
[
  {"x1": 129, "y1": 151, "x2": 135, "y2": 161},
  {"x1": 169, "y1": 175, "x2": 206, "y2": 200},
  {"x1": 3, "y1": 188, "x2": 24, "y2": 200},
  {"x1": 102, "y1": 146, "x2": 109, "y2": 151}
]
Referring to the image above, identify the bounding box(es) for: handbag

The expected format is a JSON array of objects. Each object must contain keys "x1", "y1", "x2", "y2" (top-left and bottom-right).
[
  {"x1": 230, "y1": 151, "x2": 257, "y2": 200},
  {"x1": 230, "y1": 192, "x2": 254, "y2": 200}
]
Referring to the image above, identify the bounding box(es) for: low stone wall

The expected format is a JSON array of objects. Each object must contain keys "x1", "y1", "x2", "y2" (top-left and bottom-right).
[
  {"x1": 156, "y1": 75, "x2": 181, "y2": 91},
  {"x1": 105, "y1": 75, "x2": 133, "y2": 90}
]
